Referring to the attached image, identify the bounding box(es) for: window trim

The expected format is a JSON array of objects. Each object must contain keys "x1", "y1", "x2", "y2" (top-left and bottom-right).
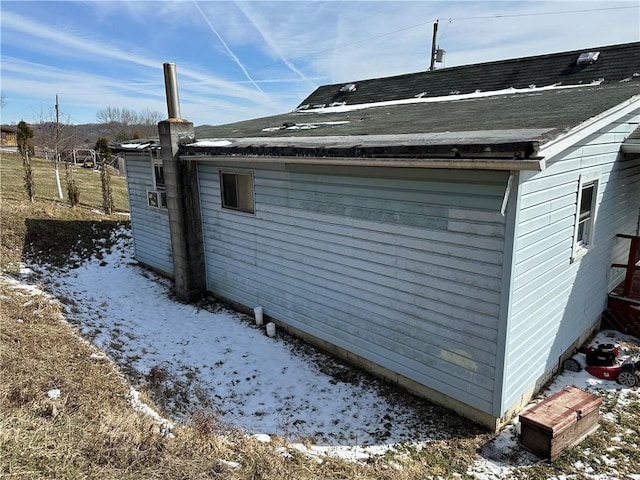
[
  {"x1": 571, "y1": 172, "x2": 599, "y2": 263},
  {"x1": 219, "y1": 170, "x2": 255, "y2": 214}
]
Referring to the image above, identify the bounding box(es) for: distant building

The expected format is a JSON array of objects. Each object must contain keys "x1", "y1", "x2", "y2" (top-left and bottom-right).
[
  {"x1": 1, "y1": 127, "x2": 17, "y2": 147},
  {"x1": 119, "y1": 42, "x2": 640, "y2": 430}
]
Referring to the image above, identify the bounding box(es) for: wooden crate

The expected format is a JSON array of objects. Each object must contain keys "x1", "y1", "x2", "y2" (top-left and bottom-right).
[{"x1": 518, "y1": 386, "x2": 602, "y2": 461}]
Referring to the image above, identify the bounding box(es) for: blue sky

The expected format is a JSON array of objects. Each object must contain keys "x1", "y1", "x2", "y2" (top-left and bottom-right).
[{"x1": 1, "y1": 1, "x2": 638, "y2": 127}]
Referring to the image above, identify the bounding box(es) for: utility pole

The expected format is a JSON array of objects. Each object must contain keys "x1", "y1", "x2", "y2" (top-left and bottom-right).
[
  {"x1": 54, "y1": 94, "x2": 63, "y2": 199},
  {"x1": 429, "y1": 20, "x2": 438, "y2": 71}
]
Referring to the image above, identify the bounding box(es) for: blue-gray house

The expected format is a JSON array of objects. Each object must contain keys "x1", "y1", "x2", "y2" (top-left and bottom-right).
[{"x1": 120, "y1": 42, "x2": 640, "y2": 430}]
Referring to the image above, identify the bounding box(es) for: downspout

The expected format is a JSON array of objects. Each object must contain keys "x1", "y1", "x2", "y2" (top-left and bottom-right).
[
  {"x1": 500, "y1": 173, "x2": 515, "y2": 217},
  {"x1": 158, "y1": 63, "x2": 206, "y2": 302}
]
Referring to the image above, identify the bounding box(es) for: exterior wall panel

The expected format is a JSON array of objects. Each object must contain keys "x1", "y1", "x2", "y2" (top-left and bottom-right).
[
  {"x1": 124, "y1": 153, "x2": 174, "y2": 276},
  {"x1": 198, "y1": 164, "x2": 507, "y2": 413},
  {"x1": 502, "y1": 113, "x2": 640, "y2": 413}
]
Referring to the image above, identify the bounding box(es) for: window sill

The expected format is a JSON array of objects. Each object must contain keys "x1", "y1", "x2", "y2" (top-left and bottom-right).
[{"x1": 570, "y1": 244, "x2": 592, "y2": 264}]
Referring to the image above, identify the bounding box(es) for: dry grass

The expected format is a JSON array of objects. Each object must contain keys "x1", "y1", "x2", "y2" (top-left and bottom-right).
[
  {"x1": 2, "y1": 151, "x2": 639, "y2": 479},
  {"x1": 0, "y1": 153, "x2": 129, "y2": 271},
  {"x1": 0, "y1": 279, "x2": 429, "y2": 479},
  {"x1": 3, "y1": 152, "x2": 461, "y2": 479}
]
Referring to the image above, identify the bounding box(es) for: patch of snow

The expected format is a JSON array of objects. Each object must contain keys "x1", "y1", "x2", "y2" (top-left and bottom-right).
[
  {"x1": 467, "y1": 328, "x2": 640, "y2": 479},
  {"x1": 34, "y1": 229, "x2": 441, "y2": 447},
  {"x1": 47, "y1": 388, "x2": 61, "y2": 399},
  {"x1": 300, "y1": 81, "x2": 605, "y2": 114},
  {"x1": 218, "y1": 459, "x2": 241, "y2": 470},
  {"x1": 19, "y1": 264, "x2": 35, "y2": 277},
  {"x1": 7, "y1": 225, "x2": 639, "y2": 474},
  {"x1": 128, "y1": 388, "x2": 174, "y2": 437},
  {"x1": 252, "y1": 433, "x2": 271, "y2": 443},
  {"x1": 119, "y1": 143, "x2": 152, "y2": 150},
  {"x1": 261, "y1": 121, "x2": 350, "y2": 132},
  {"x1": 187, "y1": 139, "x2": 233, "y2": 147}
]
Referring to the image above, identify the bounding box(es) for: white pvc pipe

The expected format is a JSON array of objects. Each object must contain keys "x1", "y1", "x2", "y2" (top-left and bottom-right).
[
  {"x1": 266, "y1": 322, "x2": 276, "y2": 337},
  {"x1": 254, "y1": 306, "x2": 263, "y2": 326}
]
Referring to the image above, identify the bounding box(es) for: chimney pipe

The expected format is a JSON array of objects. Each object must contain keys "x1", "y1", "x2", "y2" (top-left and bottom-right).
[{"x1": 163, "y1": 63, "x2": 181, "y2": 119}]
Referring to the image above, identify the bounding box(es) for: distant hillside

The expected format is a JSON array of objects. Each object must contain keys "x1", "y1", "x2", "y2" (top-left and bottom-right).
[
  {"x1": 72, "y1": 123, "x2": 107, "y2": 146},
  {"x1": 2, "y1": 122, "x2": 107, "y2": 148}
]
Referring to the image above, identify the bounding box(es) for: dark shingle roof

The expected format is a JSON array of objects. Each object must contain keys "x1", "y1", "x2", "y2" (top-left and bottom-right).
[
  {"x1": 298, "y1": 42, "x2": 639, "y2": 108},
  {"x1": 190, "y1": 42, "x2": 639, "y2": 167}
]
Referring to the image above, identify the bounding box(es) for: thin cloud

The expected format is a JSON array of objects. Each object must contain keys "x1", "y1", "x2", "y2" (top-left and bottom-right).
[
  {"x1": 1, "y1": 1, "x2": 638, "y2": 127},
  {"x1": 192, "y1": 0, "x2": 266, "y2": 96},
  {"x1": 1, "y1": 9, "x2": 267, "y2": 102},
  {"x1": 1, "y1": 11, "x2": 158, "y2": 70},
  {"x1": 233, "y1": 1, "x2": 316, "y2": 90}
]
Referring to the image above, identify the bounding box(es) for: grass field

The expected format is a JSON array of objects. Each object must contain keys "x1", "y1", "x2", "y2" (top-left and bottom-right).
[
  {"x1": 0, "y1": 153, "x2": 129, "y2": 271},
  {"x1": 1, "y1": 151, "x2": 639, "y2": 479}
]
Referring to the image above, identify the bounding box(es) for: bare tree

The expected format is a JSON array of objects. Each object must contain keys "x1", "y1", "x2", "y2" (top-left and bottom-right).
[
  {"x1": 97, "y1": 106, "x2": 162, "y2": 141},
  {"x1": 138, "y1": 109, "x2": 163, "y2": 137},
  {"x1": 32, "y1": 101, "x2": 79, "y2": 200},
  {"x1": 31, "y1": 102, "x2": 78, "y2": 156}
]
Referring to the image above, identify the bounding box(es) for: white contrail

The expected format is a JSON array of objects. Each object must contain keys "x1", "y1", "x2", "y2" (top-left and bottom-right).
[
  {"x1": 192, "y1": 0, "x2": 265, "y2": 96},
  {"x1": 1, "y1": 10, "x2": 263, "y2": 102},
  {"x1": 234, "y1": 1, "x2": 315, "y2": 89}
]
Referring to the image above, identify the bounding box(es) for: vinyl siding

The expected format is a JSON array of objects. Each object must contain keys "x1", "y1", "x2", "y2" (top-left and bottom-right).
[
  {"x1": 502, "y1": 112, "x2": 640, "y2": 413},
  {"x1": 198, "y1": 164, "x2": 508, "y2": 413},
  {"x1": 124, "y1": 153, "x2": 174, "y2": 275}
]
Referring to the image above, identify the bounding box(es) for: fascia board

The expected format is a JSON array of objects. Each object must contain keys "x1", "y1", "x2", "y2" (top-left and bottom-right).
[{"x1": 182, "y1": 154, "x2": 544, "y2": 171}]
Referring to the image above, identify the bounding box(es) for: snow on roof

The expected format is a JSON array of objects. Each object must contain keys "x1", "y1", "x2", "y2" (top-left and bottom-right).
[
  {"x1": 261, "y1": 121, "x2": 350, "y2": 132},
  {"x1": 119, "y1": 142, "x2": 153, "y2": 150},
  {"x1": 186, "y1": 139, "x2": 233, "y2": 148},
  {"x1": 297, "y1": 80, "x2": 607, "y2": 114}
]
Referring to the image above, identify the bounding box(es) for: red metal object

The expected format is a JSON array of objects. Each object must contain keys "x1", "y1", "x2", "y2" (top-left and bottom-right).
[
  {"x1": 585, "y1": 364, "x2": 622, "y2": 381},
  {"x1": 579, "y1": 344, "x2": 640, "y2": 387}
]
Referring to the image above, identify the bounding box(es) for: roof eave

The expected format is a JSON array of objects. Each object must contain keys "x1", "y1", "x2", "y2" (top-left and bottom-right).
[{"x1": 538, "y1": 95, "x2": 640, "y2": 160}]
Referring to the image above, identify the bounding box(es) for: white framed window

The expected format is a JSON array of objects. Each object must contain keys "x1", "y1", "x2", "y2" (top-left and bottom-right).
[
  {"x1": 220, "y1": 170, "x2": 254, "y2": 214},
  {"x1": 571, "y1": 173, "x2": 599, "y2": 262},
  {"x1": 153, "y1": 164, "x2": 165, "y2": 189},
  {"x1": 148, "y1": 150, "x2": 167, "y2": 209}
]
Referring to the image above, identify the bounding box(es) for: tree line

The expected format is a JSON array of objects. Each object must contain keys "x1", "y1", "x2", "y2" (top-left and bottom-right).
[
  {"x1": 12, "y1": 106, "x2": 162, "y2": 213},
  {"x1": 8, "y1": 106, "x2": 162, "y2": 160}
]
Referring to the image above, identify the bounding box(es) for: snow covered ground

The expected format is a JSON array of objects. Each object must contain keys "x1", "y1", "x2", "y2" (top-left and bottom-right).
[{"x1": 9, "y1": 226, "x2": 640, "y2": 475}]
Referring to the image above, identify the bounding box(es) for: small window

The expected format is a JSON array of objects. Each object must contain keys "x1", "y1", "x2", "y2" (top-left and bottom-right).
[
  {"x1": 576, "y1": 183, "x2": 594, "y2": 245},
  {"x1": 571, "y1": 175, "x2": 598, "y2": 262},
  {"x1": 149, "y1": 152, "x2": 167, "y2": 209},
  {"x1": 153, "y1": 164, "x2": 165, "y2": 189},
  {"x1": 220, "y1": 171, "x2": 254, "y2": 214},
  {"x1": 147, "y1": 189, "x2": 167, "y2": 208}
]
